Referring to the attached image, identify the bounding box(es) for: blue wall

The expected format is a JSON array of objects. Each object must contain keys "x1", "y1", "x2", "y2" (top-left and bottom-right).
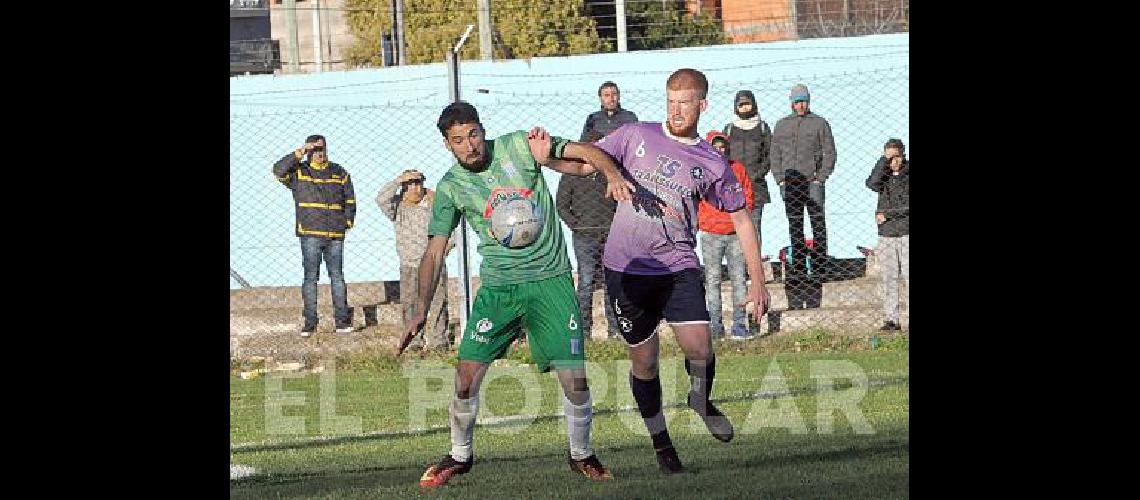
[{"x1": 230, "y1": 34, "x2": 908, "y2": 289}]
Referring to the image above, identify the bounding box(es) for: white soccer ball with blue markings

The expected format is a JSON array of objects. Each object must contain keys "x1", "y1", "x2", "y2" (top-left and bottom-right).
[{"x1": 490, "y1": 198, "x2": 544, "y2": 248}]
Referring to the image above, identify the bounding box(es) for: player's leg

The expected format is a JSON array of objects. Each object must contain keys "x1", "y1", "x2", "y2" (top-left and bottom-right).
[
  {"x1": 667, "y1": 269, "x2": 734, "y2": 443},
  {"x1": 421, "y1": 284, "x2": 523, "y2": 488},
  {"x1": 420, "y1": 360, "x2": 489, "y2": 488},
  {"x1": 629, "y1": 333, "x2": 684, "y2": 473},
  {"x1": 521, "y1": 274, "x2": 613, "y2": 480},
  {"x1": 450, "y1": 360, "x2": 491, "y2": 457},
  {"x1": 607, "y1": 269, "x2": 683, "y2": 472},
  {"x1": 553, "y1": 367, "x2": 613, "y2": 480}
]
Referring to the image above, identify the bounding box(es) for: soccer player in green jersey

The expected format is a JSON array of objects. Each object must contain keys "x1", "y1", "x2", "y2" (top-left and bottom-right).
[{"x1": 397, "y1": 101, "x2": 634, "y2": 488}]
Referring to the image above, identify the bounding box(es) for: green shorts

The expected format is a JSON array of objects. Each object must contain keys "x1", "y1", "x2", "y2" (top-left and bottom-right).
[{"x1": 458, "y1": 273, "x2": 585, "y2": 372}]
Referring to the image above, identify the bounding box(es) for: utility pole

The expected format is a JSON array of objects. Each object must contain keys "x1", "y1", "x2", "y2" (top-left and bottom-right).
[
  {"x1": 389, "y1": 0, "x2": 398, "y2": 65},
  {"x1": 789, "y1": 0, "x2": 799, "y2": 40},
  {"x1": 616, "y1": 0, "x2": 628, "y2": 52},
  {"x1": 446, "y1": 24, "x2": 476, "y2": 341},
  {"x1": 312, "y1": 0, "x2": 323, "y2": 73},
  {"x1": 842, "y1": 0, "x2": 849, "y2": 36},
  {"x1": 285, "y1": 0, "x2": 300, "y2": 72},
  {"x1": 396, "y1": 0, "x2": 407, "y2": 65},
  {"x1": 477, "y1": 0, "x2": 493, "y2": 60}
]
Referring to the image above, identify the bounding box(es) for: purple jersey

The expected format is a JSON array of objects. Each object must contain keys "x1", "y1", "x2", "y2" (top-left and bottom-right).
[{"x1": 597, "y1": 122, "x2": 745, "y2": 275}]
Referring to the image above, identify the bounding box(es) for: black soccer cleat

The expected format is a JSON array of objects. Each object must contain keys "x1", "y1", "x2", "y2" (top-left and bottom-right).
[
  {"x1": 689, "y1": 392, "x2": 735, "y2": 442},
  {"x1": 655, "y1": 446, "x2": 684, "y2": 474}
]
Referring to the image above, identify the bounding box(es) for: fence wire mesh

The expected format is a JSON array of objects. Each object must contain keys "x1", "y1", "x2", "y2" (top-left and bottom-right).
[{"x1": 230, "y1": 62, "x2": 908, "y2": 360}]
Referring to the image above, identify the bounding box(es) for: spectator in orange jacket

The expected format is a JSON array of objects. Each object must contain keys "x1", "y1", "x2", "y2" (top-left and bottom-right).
[{"x1": 698, "y1": 130, "x2": 756, "y2": 340}]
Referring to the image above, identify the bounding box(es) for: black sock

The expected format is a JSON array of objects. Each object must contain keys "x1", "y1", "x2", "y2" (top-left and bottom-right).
[
  {"x1": 685, "y1": 356, "x2": 717, "y2": 412},
  {"x1": 629, "y1": 372, "x2": 673, "y2": 450}
]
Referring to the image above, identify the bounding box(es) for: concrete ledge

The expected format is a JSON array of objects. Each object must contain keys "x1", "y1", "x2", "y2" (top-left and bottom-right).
[
  {"x1": 231, "y1": 271, "x2": 907, "y2": 358},
  {"x1": 230, "y1": 277, "x2": 481, "y2": 311}
]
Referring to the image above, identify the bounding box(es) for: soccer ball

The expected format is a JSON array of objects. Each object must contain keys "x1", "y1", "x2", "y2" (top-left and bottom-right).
[{"x1": 489, "y1": 198, "x2": 544, "y2": 248}]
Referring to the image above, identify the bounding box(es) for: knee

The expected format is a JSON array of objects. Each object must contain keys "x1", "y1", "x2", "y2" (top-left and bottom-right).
[
  {"x1": 632, "y1": 359, "x2": 659, "y2": 379},
  {"x1": 454, "y1": 375, "x2": 476, "y2": 399},
  {"x1": 564, "y1": 377, "x2": 590, "y2": 402},
  {"x1": 455, "y1": 382, "x2": 477, "y2": 399},
  {"x1": 689, "y1": 345, "x2": 710, "y2": 362},
  {"x1": 572, "y1": 376, "x2": 589, "y2": 393}
]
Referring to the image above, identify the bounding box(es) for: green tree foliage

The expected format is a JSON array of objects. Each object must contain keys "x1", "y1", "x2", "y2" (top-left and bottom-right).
[
  {"x1": 625, "y1": 0, "x2": 725, "y2": 51},
  {"x1": 344, "y1": 0, "x2": 609, "y2": 66}
]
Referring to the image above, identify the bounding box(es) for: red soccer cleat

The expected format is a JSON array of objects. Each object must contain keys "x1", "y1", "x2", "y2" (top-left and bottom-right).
[
  {"x1": 567, "y1": 453, "x2": 614, "y2": 481},
  {"x1": 419, "y1": 454, "x2": 473, "y2": 488}
]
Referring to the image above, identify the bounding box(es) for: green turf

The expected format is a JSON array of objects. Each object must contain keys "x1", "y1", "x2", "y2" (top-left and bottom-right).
[{"x1": 231, "y1": 341, "x2": 908, "y2": 498}]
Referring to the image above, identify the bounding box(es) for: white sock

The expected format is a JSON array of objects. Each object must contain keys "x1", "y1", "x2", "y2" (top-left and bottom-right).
[
  {"x1": 449, "y1": 396, "x2": 479, "y2": 462},
  {"x1": 563, "y1": 392, "x2": 594, "y2": 460}
]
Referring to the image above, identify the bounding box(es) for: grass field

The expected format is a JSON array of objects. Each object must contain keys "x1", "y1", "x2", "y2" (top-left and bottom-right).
[{"x1": 230, "y1": 332, "x2": 909, "y2": 498}]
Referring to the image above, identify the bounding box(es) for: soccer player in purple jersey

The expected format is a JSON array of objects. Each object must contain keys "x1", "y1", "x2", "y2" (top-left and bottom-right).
[{"x1": 596, "y1": 69, "x2": 771, "y2": 473}]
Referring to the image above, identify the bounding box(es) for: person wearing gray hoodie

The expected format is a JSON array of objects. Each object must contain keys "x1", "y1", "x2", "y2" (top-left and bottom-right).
[
  {"x1": 770, "y1": 83, "x2": 836, "y2": 262},
  {"x1": 723, "y1": 90, "x2": 772, "y2": 240}
]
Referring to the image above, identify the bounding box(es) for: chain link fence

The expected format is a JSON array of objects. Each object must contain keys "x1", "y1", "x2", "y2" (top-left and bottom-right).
[{"x1": 230, "y1": 61, "x2": 907, "y2": 361}]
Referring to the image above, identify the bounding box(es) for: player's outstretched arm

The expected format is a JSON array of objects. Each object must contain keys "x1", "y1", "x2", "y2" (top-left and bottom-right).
[
  {"x1": 729, "y1": 209, "x2": 771, "y2": 324},
  {"x1": 560, "y1": 142, "x2": 633, "y2": 202},
  {"x1": 528, "y1": 126, "x2": 589, "y2": 173},
  {"x1": 526, "y1": 126, "x2": 633, "y2": 201},
  {"x1": 395, "y1": 235, "x2": 450, "y2": 357}
]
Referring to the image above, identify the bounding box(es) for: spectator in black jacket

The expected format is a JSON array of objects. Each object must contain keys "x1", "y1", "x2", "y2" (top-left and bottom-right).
[
  {"x1": 724, "y1": 90, "x2": 772, "y2": 240},
  {"x1": 865, "y1": 138, "x2": 909, "y2": 331},
  {"x1": 556, "y1": 130, "x2": 619, "y2": 339},
  {"x1": 580, "y1": 81, "x2": 638, "y2": 141},
  {"x1": 273, "y1": 134, "x2": 357, "y2": 337}
]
